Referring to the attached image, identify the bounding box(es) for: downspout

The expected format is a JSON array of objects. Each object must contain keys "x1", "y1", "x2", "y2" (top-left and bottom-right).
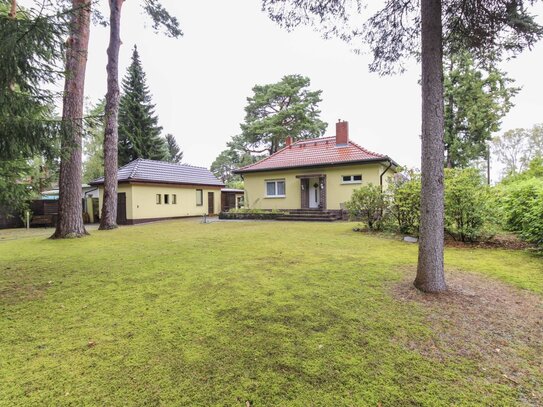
[{"x1": 379, "y1": 160, "x2": 393, "y2": 192}]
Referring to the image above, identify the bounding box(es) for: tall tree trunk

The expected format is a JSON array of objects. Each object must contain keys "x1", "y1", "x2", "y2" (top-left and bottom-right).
[
  {"x1": 414, "y1": 0, "x2": 447, "y2": 292},
  {"x1": 9, "y1": 0, "x2": 16, "y2": 18},
  {"x1": 51, "y1": 0, "x2": 91, "y2": 239},
  {"x1": 99, "y1": 0, "x2": 123, "y2": 230}
]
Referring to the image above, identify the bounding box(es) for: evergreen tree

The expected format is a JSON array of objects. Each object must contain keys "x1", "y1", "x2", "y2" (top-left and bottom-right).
[
  {"x1": 444, "y1": 51, "x2": 519, "y2": 168},
  {"x1": 165, "y1": 134, "x2": 183, "y2": 163},
  {"x1": 118, "y1": 45, "x2": 168, "y2": 165},
  {"x1": 236, "y1": 74, "x2": 327, "y2": 156},
  {"x1": 0, "y1": 1, "x2": 66, "y2": 160}
]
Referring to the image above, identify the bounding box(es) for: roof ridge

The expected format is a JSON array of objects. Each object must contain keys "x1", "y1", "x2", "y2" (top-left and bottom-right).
[
  {"x1": 138, "y1": 158, "x2": 209, "y2": 170},
  {"x1": 348, "y1": 140, "x2": 386, "y2": 158},
  {"x1": 294, "y1": 136, "x2": 334, "y2": 145}
]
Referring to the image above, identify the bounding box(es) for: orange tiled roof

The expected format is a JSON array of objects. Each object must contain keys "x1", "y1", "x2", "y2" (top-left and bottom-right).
[{"x1": 235, "y1": 137, "x2": 394, "y2": 173}]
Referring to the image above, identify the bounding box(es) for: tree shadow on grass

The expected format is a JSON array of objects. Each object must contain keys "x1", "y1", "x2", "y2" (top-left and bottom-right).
[{"x1": 392, "y1": 269, "x2": 543, "y2": 405}]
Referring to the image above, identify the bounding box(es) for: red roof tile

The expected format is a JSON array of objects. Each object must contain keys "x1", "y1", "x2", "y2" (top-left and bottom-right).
[{"x1": 235, "y1": 137, "x2": 395, "y2": 173}]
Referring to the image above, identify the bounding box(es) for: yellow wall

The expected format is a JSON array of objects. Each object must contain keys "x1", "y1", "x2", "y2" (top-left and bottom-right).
[
  {"x1": 97, "y1": 183, "x2": 222, "y2": 221},
  {"x1": 97, "y1": 184, "x2": 134, "y2": 220},
  {"x1": 243, "y1": 163, "x2": 394, "y2": 210}
]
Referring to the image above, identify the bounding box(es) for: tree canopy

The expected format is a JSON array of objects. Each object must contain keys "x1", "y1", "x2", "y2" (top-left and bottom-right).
[
  {"x1": 118, "y1": 45, "x2": 169, "y2": 165},
  {"x1": 234, "y1": 74, "x2": 327, "y2": 156},
  {"x1": 444, "y1": 51, "x2": 519, "y2": 168},
  {"x1": 165, "y1": 134, "x2": 183, "y2": 163},
  {"x1": 263, "y1": 1, "x2": 543, "y2": 74},
  {"x1": 493, "y1": 124, "x2": 543, "y2": 176},
  {"x1": 0, "y1": 1, "x2": 66, "y2": 160},
  {"x1": 210, "y1": 148, "x2": 260, "y2": 185}
]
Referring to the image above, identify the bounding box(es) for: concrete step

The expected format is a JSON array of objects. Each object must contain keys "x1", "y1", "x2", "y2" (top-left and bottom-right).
[{"x1": 277, "y1": 216, "x2": 336, "y2": 222}]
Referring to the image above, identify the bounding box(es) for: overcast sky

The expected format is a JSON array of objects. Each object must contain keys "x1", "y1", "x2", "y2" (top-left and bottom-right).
[{"x1": 82, "y1": 1, "x2": 543, "y2": 181}]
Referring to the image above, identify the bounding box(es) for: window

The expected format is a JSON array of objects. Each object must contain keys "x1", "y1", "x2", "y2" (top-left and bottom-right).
[
  {"x1": 172, "y1": 194, "x2": 177, "y2": 204},
  {"x1": 156, "y1": 194, "x2": 161, "y2": 204},
  {"x1": 164, "y1": 194, "x2": 170, "y2": 204},
  {"x1": 196, "y1": 189, "x2": 203, "y2": 206},
  {"x1": 265, "y1": 180, "x2": 286, "y2": 197},
  {"x1": 342, "y1": 175, "x2": 362, "y2": 184}
]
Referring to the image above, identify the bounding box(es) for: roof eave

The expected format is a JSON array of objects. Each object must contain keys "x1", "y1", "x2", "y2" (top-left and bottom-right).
[
  {"x1": 90, "y1": 178, "x2": 225, "y2": 188},
  {"x1": 234, "y1": 157, "x2": 398, "y2": 174}
]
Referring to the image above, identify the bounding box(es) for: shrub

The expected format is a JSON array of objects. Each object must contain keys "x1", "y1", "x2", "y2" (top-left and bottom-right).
[
  {"x1": 501, "y1": 178, "x2": 543, "y2": 248},
  {"x1": 444, "y1": 168, "x2": 497, "y2": 242},
  {"x1": 387, "y1": 170, "x2": 421, "y2": 235},
  {"x1": 346, "y1": 184, "x2": 387, "y2": 230}
]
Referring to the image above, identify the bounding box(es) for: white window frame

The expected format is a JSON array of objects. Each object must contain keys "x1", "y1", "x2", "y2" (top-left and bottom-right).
[
  {"x1": 341, "y1": 174, "x2": 363, "y2": 184},
  {"x1": 196, "y1": 189, "x2": 203, "y2": 206},
  {"x1": 265, "y1": 179, "x2": 286, "y2": 198}
]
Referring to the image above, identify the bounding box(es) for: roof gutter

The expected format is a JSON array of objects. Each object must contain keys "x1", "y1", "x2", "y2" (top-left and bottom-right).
[{"x1": 234, "y1": 157, "x2": 399, "y2": 175}]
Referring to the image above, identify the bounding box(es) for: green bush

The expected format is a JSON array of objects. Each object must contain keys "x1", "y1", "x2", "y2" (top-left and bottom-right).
[
  {"x1": 346, "y1": 184, "x2": 387, "y2": 231},
  {"x1": 500, "y1": 178, "x2": 543, "y2": 248},
  {"x1": 387, "y1": 170, "x2": 421, "y2": 235},
  {"x1": 444, "y1": 168, "x2": 497, "y2": 242}
]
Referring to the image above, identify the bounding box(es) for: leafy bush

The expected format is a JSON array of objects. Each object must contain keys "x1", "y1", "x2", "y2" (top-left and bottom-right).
[
  {"x1": 346, "y1": 184, "x2": 387, "y2": 230},
  {"x1": 500, "y1": 178, "x2": 543, "y2": 248},
  {"x1": 387, "y1": 170, "x2": 421, "y2": 235},
  {"x1": 444, "y1": 168, "x2": 497, "y2": 242}
]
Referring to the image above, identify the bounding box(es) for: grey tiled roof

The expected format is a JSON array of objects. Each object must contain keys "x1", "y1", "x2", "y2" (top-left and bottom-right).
[{"x1": 90, "y1": 158, "x2": 224, "y2": 187}]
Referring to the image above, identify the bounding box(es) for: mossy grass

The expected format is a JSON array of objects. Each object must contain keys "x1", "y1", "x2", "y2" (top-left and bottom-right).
[{"x1": 1, "y1": 220, "x2": 541, "y2": 405}]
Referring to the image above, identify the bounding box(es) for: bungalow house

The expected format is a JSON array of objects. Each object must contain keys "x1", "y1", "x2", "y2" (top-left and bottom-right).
[
  {"x1": 234, "y1": 120, "x2": 398, "y2": 217},
  {"x1": 90, "y1": 159, "x2": 224, "y2": 224}
]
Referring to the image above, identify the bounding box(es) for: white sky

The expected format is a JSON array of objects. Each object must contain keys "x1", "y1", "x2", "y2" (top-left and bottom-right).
[{"x1": 81, "y1": 1, "x2": 542, "y2": 181}]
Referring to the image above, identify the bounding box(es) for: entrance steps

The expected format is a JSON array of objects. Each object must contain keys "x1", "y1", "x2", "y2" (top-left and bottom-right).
[{"x1": 277, "y1": 209, "x2": 343, "y2": 222}]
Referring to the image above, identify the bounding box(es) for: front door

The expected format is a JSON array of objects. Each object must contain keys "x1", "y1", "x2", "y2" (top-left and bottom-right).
[
  {"x1": 208, "y1": 192, "x2": 214, "y2": 215},
  {"x1": 117, "y1": 192, "x2": 127, "y2": 225},
  {"x1": 309, "y1": 179, "x2": 320, "y2": 208}
]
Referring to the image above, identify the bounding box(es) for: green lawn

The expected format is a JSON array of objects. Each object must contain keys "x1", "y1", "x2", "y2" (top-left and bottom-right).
[{"x1": 1, "y1": 220, "x2": 542, "y2": 406}]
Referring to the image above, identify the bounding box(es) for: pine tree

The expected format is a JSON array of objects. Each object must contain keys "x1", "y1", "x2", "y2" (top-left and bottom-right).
[
  {"x1": 0, "y1": 1, "x2": 66, "y2": 161},
  {"x1": 165, "y1": 134, "x2": 183, "y2": 163},
  {"x1": 118, "y1": 45, "x2": 168, "y2": 166},
  {"x1": 52, "y1": 0, "x2": 91, "y2": 239}
]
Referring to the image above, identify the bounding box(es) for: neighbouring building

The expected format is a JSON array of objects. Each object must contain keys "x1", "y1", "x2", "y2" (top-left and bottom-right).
[
  {"x1": 90, "y1": 159, "x2": 224, "y2": 224},
  {"x1": 234, "y1": 120, "x2": 398, "y2": 215}
]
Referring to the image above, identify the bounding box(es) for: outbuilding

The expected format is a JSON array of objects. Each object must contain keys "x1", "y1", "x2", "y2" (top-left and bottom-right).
[{"x1": 90, "y1": 159, "x2": 224, "y2": 224}]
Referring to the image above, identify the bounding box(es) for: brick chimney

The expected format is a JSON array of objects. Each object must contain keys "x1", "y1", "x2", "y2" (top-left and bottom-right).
[
  {"x1": 336, "y1": 120, "x2": 349, "y2": 145},
  {"x1": 285, "y1": 136, "x2": 292, "y2": 147}
]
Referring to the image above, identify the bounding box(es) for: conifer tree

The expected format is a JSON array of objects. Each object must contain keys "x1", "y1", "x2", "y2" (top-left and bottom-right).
[
  {"x1": 118, "y1": 45, "x2": 168, "y2": 166},
  {"x1": 0, "y1": 1, "x2": 66, "y2": 160},
  {"x1": 165, "y1": 134, "x2": 183, "y2": 163}
]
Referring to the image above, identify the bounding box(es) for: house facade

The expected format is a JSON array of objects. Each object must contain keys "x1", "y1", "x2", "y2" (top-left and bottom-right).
[
  {"x1": 90, "y1": 159, "x2": 224, "y2": 224},
  {"x1": 234, "y1": 121, "x2": 398, "y2": 212}
]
